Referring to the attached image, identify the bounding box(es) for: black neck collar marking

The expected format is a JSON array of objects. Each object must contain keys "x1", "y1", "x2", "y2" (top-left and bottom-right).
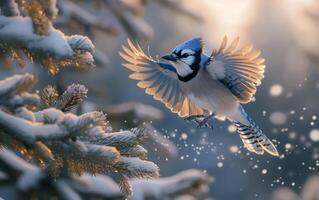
[
  {"x1": 177, "y1": 51, "x2": 201, "y2": 82},
  {"x1": 178, "y1": 66, "x2": 200, "y2": 82}
]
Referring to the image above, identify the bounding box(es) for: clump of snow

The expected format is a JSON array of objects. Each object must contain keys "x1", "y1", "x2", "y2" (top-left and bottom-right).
[
  {"x1": 0, "y1": 150, "x2": 44, "y2": 191},
  {"x1": 71, "y1": 174, "x2": 122, "y2": 198},
  {"x1": 119, "y1": 157, "x2": 159, "y2": 178},
  {"x1": 34, "y1": 108, "x2": 64, "y2": 123},
  {"x1": 10, "y1": 93, "x2": 40, "y2": 108},
  {"x1": 0, "y1": 16, "x2": 73, "y2": 58},
  {"x1": 18, "y1": 167, "x2": 44, "y2": 191},
  {"x1": 54, "y1": 180, "x2": 81, "y2": 200},
  {"x1": 67, "y1": 35, "x2": 95, "y2": 53},
  {"x1": 130, "y1": 169, "x2": 213, "y2": 200},
  {"x1": 0, "y1": 73, "x2": 35, "y2": 97},
  {"x1": 90, "y1": 130, "x2": 139, "y2": 147},
  {"x1": 86, "y1": 145, "x2": 120, "y2": 165}
]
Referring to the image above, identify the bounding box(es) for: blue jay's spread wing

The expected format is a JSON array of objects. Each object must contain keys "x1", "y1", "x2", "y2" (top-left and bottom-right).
[
  {"x1": 206, "y1": 36, "x2": 265, "y2": 104},
  {"x1": 119, "y1": 39, "x2": 205, "y2": 117}
]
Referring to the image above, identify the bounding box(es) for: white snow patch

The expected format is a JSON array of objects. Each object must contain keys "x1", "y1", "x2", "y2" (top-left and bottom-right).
[{"x1": 0, "y1": 16, "x2": 73, "y2": 58}]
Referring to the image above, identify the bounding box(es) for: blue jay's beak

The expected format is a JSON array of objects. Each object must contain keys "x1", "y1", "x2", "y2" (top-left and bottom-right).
[{"x1": 162, "y1": 54, "x2": 178, "y2": 62}]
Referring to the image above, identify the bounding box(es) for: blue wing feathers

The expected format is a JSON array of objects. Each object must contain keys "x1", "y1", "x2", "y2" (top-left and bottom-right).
[
  {"x1": 207, "y1": 36, "x2": 265, "y2": 103},
  {"x1": 158, "y1": 62, "x2": 177, "y2": 73}
]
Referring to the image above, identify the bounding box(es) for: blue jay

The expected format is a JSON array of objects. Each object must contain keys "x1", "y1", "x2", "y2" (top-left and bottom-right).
[{"x1": 119, "y1": 37, "x2": 279, "y2": 156}]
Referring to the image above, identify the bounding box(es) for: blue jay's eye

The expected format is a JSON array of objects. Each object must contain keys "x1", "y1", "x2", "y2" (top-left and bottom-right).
[{"x1": 181, "y1": 53, "x2": 190, "y2": 58}]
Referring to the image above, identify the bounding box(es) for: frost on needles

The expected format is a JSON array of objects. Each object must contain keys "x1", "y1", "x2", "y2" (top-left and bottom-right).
[{"x1": 0, "y1": 73, "x2": 160, "y2": 197}]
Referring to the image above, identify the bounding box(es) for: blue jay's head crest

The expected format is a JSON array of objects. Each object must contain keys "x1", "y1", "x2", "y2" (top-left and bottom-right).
[
  {"x1": 174, "y1": 37, "x2": 203, "y2": 53},
  {"x1": 162, "y1": 37, "x2": 203, "y2": 81}
]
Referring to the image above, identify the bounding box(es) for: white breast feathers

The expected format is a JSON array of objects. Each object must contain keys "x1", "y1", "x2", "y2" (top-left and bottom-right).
[{"x1": 172, "y1": 61, "x2": 193, "y2": 77}]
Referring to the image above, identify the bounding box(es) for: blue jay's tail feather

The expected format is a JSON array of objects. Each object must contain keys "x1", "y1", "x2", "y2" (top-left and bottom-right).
[{"x1": 233, "y1": 115, "x2": 279, "y2": 157}]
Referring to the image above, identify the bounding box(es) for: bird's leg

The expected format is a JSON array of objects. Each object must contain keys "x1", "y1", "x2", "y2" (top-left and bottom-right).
[
  {"x1": 183, "y1": 115, "x2": 205, "y2": 122},
  {"x1": 183, "y1": 114, "x2": 215, "y2": 129},
  {"x1": 196, "y1": 113, "x2": 215, "y2": 129},
  {"x1": 183, "y1": 115, "x2": 206, "y2": 127}
]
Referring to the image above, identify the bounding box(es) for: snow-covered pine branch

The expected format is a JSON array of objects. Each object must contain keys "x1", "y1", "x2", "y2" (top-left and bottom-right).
[
  {"x1": 0, "y1": 0, "x2": 95, "y2": 74},
  {"x1": 131, "y1": 169, "x2": 213, "y2": 200},
  {"x1": 81, "y1": 101, "x2": 179, "y2": 159},
  {"x1": 0, "y1": 149, "x2": 123, "y2": 199},
  {"x1": 41, "y1": 84, "x2": 88, "y2": 112},
  {"x1": 0, "y1": 73, "x2": 159, "y2": 198},
  {"x1": 0, "y1": 149, "x2": 211, "y2": 200}
]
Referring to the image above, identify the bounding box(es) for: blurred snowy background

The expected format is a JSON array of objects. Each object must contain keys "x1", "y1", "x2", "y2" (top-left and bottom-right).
[{"x1": 2, "y1": 0, "x2": 319, "y2": 199}]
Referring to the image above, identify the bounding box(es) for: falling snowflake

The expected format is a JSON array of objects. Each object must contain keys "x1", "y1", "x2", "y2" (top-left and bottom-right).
[
  {"x1": 269, "y1": 84, "x2": 283, "y2": 97},
  {"x1": 309, "y1": 129, "x2": 319, "y2": 142},
  {"x1": 270, "y1": 112, "x2": 287, "y2": 125},
  {"x1": 262, "y1": 169, "x2": 267, "y2": 174}
]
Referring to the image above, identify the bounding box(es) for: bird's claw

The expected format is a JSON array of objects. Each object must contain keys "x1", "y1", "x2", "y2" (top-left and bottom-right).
[
  {"x1": 183, "y1": 115, "x2": 205, "y2": 122},
  {"x1": 196, "y1": 121, "x2": 213, "y2": 129},
  {"x1": 183, "y1": 114, "x2": 215, "y2": 130}
]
